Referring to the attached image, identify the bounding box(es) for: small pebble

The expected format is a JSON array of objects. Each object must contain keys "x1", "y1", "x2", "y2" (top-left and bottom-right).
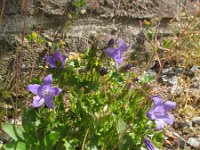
[
  {"x1": 187, "y1": 137, "x2": 200, "y2": 148},
  {"x1": 168, "y1": 76, "x2": 178, "y2": 86},
  {"x1": 192, "y1": 117, "x2": 200, "y2": 126},
  {"x1": 179, "y1": 121, "x2": 192, "y2": 129}
]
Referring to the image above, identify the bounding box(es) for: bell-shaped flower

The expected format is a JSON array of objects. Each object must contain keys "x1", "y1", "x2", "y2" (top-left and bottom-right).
[
  {"x1": 104, "y1": 38, "x2": 129, "y2": 70},
  {"x1": 45, "y1": 51, "x2": 67, "y2": 68},
  {"x1": 27, "y1": 74, "x2": 62, "y2": 109},
  {"x1": 144, "y1": 137, "x2": 155, "y2": 150},
  {"x1": 146, "y1": 96, "x2": 176, "y2": 130}
]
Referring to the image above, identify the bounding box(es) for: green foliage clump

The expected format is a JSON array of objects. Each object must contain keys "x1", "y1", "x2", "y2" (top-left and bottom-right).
[{"x1": 1, "y1": 36, "x2": 166, "y2": 150}]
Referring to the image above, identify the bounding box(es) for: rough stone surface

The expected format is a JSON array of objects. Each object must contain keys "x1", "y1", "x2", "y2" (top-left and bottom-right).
[{"x1": 0, "y1": 0, "x2": 199, "y2": 83}]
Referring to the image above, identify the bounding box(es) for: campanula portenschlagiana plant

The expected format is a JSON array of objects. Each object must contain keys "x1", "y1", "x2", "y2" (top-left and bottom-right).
[
  {"x1": 146, "y1": 96, "x2": 176, "y2": 130},
  {"x1": 27, "y1": 74, "x2": 62, "y2": 109},
  {"x1": 1, "y1": 36, "x2": 176, "y2": 150},
  {"x1": 104, "y1": 38, "x2": 129, "y2": 70}
]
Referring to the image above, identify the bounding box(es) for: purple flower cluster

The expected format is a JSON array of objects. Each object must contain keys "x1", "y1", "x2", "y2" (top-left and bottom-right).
[
  {"x1": 104, "y1": 38, "x2": 129, "y2": 70},
  {"x1": 146, "y1": 96, "x2": 176, "y2": 130},
  {"x1": 45, "y1": 51, "x2": 67, "y2": 68},
  {"x1": 27, "y1": 74, "x2": 62, "y2": 109}
]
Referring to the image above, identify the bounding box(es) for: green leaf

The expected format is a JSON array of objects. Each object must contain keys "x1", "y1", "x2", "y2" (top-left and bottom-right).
[
  {"x1": 0, "y1": 143, "x2": 3, "y2": 150},
  {"x1": 139, "y1": 71, "x2": 156, "y2": 84},
  {"x1": 1, "y1": 123, "x2": 24, "y2": 141},
  {"x1": 74, "y1": 0, "x2": 85, "y2": 8},
  {"x1": 44, "y1": 132, "x2": 59, "y2": 150},
  {"x1": 117, "y1": 118, "x2": 127, "y2": 134},
  {"x1": 3, "y1": 142, "x2": 26, "y2": 150},
  {"x1": 63, "y1": 139, "x2": 73, "y2": 150},
  {"x1": 152, "y1": 131, "x2": 164, "y2": 148},
  {"x1": 38, "y1": 37, "x2": 46, "y2": 45}
]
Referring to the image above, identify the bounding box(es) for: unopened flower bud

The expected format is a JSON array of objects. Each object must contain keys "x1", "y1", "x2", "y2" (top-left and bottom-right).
[
  {"x1": 107, "y1": 38, "x2": 115, "y2": 47},
  {"x1": 99, "y1": 67, "x2": 108, "y2": 76},
  {"x1": 78, "y1": 68, "x2": 84, "y2": 74},
  {"x1": 121, "y1": 64, "x2": 132, "y2": 72}
]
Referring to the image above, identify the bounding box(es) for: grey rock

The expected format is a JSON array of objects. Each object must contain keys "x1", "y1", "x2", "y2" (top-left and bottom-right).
[
  {"x1": 168, "y1": 76, "x2": 178, "y2": 86},
  {"x1": 184, "y1": 70, "x2": 195, "y2": 78},
  {"x1": 174, "y1": 67, "x2": 184, "y2": 74},
  {"x1": 192, "y1": 117, "x2": 200, "y2": 126},
  {"x1": 159, "y1": 75, "x2": 168, "y2": 83},
  {"x1": 166, "y1": 71, "x2": 177, "y2": 77},
  {"x1": 162, "y1": 68, "x2": 170, "y2": 74},
  {"x1": 0, "y1": 0, "x2": 199, "y2": 83},
  {"x1": 190, "y1": 66, "x2": 199, "y2": 73},
  {"x1": 173, "y1": 132, "x2": 186, "y2": 149},
  {"x1": 187, "y1": 137, "x2": 200, "y2": 148},
  {"x1": 179, "y1": 121, "x2": 192, "y2": 129}
]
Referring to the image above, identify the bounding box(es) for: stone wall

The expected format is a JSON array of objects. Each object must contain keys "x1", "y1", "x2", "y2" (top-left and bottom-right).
[{"x1": 0, "y1": 0, "x2": 199, "y2": 83}]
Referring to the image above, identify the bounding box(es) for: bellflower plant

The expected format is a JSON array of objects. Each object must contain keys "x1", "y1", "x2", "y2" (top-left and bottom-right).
[
  {"x1": 2, "y1": 33, "x2": 174, "y2": 149},
  {"x1": 144, "y1": 137, "x2": 155, "y2": 150},
  {"x1": 45, "y1": 51, "x2": 67, "y2": 68},
  {"x1": 146, "y1": 96, "x2": 176, "y2": 130},
  {"x1": 27, "y1": 74, "x2": 62, "y2": 109},
  {"x1": 104, "y1": 38, "x2": 129, "y2": 70}
]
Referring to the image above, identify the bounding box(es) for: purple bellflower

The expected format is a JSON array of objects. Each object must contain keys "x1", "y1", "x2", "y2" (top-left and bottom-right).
[
  {"x1": 27, "y1": 74, "x2": 62, "y2": 109},
  {"x1": 144, "y1": 137, "x2": 155, "y2": 150},
  {"x1": 146, "y1": 96, "x2": 176, "y2": 130},
  {"x1": 45, "y1": 51, "x2": 67, "y2": 68},
  {"x1": 104, "y1": 38, "x2": 129, "y2": 70}
]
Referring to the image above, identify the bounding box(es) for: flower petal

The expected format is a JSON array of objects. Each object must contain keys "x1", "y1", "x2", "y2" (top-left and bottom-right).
[
  {"x1": 163, "y1": 101, "x2": 176, "y2": 111},
  {"x1": 114, "y1": 56, "x2": 124, "y2": 70},
  {"x1": 118, "y1": 38, "x2": 129, "y2": 53},
  {"x1": 104, "y1": 48, "x2": 119, "y2": 59},
  {"x1": 162, "y1": 113, "x2": 174, "y2": 125},
  {"x1": 50, "y1": 87, "x2": 62, "y2": 97},
  {"x1": 144, "y1": 137, "x2": 155, "y2": 150},
  {"x1": 45, "y1": 56, "x2": 56, "y2": 68},
  {"x1": 152, "y1": 96, "x2": 163, "y2": 106},
  {"x1": 43, "y1": 74, "x2": 53, "y2": 85},
  {"x1": 45, "y1": 97, "x2": 54, "y2": 109},
  {"x1": 146, "y1": 109, "x2": 156, "y2": 120},
  {"x1": 61, "y1": 55, "x2": 67, "y2": 68},
  {"x1": 27, "y1": 84, "x2": 40, "y2": 95},
  {"x1": 37, "y1": 84, "x2": 51, "y2": 97},
  {"x1": 31, "y1": 96, "x2": 45, "y2": 108},
  {"x1": 155, "y1": 119, "x2": 165, "y2": 130},
  {"x1": 54, "y1": 51, "x2": 61, "y2": 60}
]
